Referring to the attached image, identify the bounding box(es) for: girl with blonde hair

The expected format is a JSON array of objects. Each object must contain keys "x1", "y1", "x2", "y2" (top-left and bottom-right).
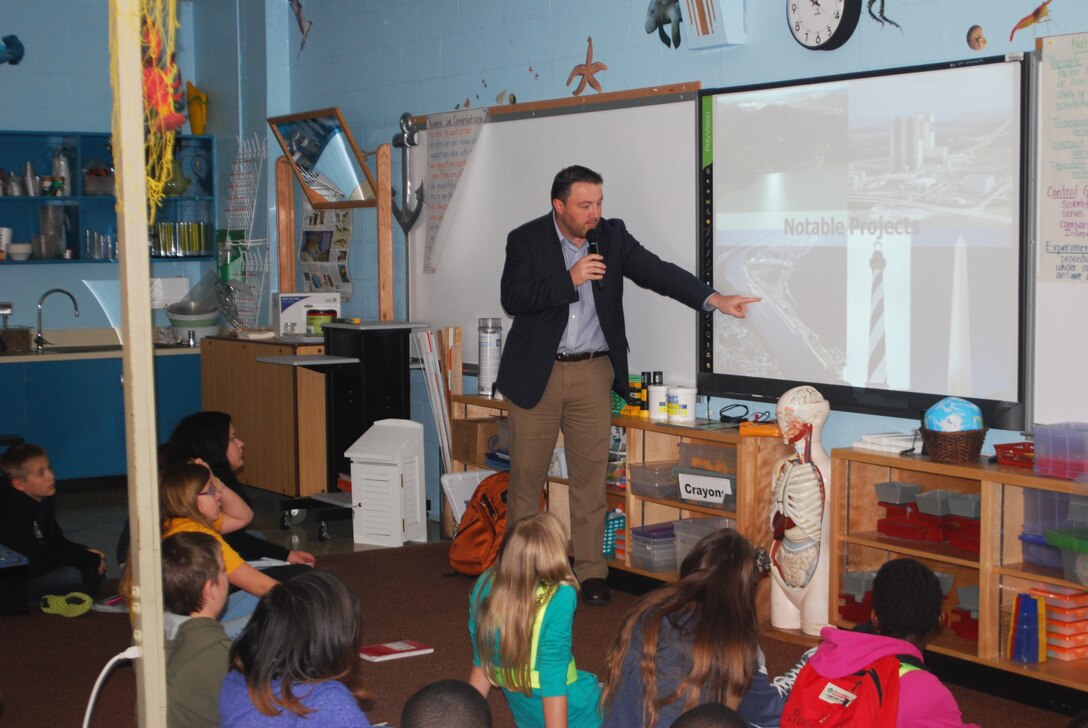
[
  {"x1": 468, "y1": 512, "x2": 601, "y2": 728},
  {"x1": 123, "y1": 461, "x2": 279, "y2": 637}
]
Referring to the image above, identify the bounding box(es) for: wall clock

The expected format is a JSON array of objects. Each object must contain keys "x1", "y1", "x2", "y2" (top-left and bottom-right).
[{"x1": 788, "y1": 0, "x2": 862, "y2": 51}]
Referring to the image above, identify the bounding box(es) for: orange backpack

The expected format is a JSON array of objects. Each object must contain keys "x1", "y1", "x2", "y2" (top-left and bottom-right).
[{"x1": 449, "y1": 472, "x2": 511, "y2": 576}]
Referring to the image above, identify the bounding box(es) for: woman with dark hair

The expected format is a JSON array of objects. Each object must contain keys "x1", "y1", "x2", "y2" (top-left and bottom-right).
[
  {"x1": 118, "y1": 411, "x2": 315, "y2": 570},
  {"x1": 602, "y1": 529, "x2": 801, "y2": 728},
  {"x1": 218, "y1": 570, "x2": 373, "y2": 726}
]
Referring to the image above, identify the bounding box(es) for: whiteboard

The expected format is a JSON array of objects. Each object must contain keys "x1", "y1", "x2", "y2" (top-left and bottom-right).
[
  {"x1": 407, "y1": 96, "x2": 703, "y2": 386},
  {"x1": 1034, "y1": 33, "x2": 1088, "y2": 424}
]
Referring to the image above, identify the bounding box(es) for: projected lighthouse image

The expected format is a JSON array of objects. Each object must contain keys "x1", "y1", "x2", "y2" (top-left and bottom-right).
[{"x1": 706, "y1": 59, "x2": 1021, "y2": 407}]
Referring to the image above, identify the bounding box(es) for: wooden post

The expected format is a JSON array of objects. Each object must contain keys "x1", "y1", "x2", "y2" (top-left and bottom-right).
[
  {"x1": 376, "y1": 143, "x2": 394, "y2": 319},
  {"x1": 109, "y1": 0, "x2": 167, "y2": 723},
  {"x1": 276, "y1": 156, "x2": 296, "y2": 293}
]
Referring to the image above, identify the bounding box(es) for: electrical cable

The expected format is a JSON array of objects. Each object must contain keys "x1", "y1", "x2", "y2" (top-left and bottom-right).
[{"x1": 83, "y1": 644, "x2": 141, "y2": 728}]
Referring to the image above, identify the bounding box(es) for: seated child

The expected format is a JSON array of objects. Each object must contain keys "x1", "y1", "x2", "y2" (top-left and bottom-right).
[
  {"x1": 161, "y1": 531, "x2": 231, "y2": 728},
  {"x1": 782, "y1": 558, "x2": 980, "y2": 727},
  {"x1": 218, "y1": 570, "x2": 373, "y2": 726},
  {"x1": 602, "y1": 528, "x2": 798, "y2": 728},
  {"x1": 468, "y1": 512, "x2": 602, "y2": 728},
  {"x1": 401, "y1": 679, "x2": 492, "y2": 728},
  {"x1": 0, "y1": 444, "x2": 105, "y2": 614}
]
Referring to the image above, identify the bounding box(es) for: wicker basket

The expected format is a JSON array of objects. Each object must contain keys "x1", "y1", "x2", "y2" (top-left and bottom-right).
[{"x1": 920, "y1": 426, "x2": 987, "y2": 464}]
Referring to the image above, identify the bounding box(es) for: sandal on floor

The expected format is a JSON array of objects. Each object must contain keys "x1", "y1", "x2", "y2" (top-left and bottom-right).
[{"x1": 40, "y1": 592, "x2": 93, "y2": 617}]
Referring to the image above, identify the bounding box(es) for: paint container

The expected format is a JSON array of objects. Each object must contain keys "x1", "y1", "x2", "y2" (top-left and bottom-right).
[
  {"x1": 667, "y1": 386, "x2": 697, "y2": 424},
  {"x1": 648, "y1": 384, "x2": 669, "y2": 422}
]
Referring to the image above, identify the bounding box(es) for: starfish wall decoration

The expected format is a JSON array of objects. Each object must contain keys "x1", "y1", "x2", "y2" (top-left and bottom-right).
[{"x1": 566, "y1": 36, "x2": 608, "y2": 96}]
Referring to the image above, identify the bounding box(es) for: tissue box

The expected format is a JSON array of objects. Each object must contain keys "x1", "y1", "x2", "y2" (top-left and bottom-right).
[{"x1": 273, "y1": 292, "x2": 340, "y2": 336}]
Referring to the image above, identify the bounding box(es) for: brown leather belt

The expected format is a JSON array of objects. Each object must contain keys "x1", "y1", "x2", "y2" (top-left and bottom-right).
[{"x1": 555, "y1": 350, "x2": 609, "y2": 362}]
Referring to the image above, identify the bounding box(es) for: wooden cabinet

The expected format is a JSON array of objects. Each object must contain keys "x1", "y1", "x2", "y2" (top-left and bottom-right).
[
  {"x1": 448, "y1": 394, "x2": 793, "y2": 623},
  {"x1": 830, "y1": 447, "x2": 1088, "y2": 691},
  {"x1": 200, "y1": 337, "x2": 327, "y2": 497}
]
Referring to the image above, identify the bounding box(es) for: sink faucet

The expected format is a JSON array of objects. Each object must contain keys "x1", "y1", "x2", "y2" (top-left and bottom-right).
[{"x1": 36, "y1": 288, "x2": 80, "y2": 352}]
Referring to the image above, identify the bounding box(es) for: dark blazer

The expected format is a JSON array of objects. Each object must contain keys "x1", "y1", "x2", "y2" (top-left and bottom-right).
[{"x1": 495, "y1": 212, "x2": 713, "y2": 409}]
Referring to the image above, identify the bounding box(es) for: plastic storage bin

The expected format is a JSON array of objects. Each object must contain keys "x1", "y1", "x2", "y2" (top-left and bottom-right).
[
  {"x1": 915, "y1": 489, "x2": 952, "y2": 517},
  {"x1": 948, "y1": 493, "x2": 981, "y2": 519},
  {"x1": 678, "y1": 442, "x2": 735, "y2": 475},
  {"x1": 629, "y1": 461, "x2": 680, "y2": 499},
  {"x1": 674, "y1": 516, "x2": 734, "y2": 563},
  {"x1": 1045, "y1": 529, "x2": 1088, "y2": 585},
  {"x1": 630, "y1": 522, "x2": 677, "y2": 572},
  {"x1": 1020, "y1": 489, "x2": 1078, "y2": 568},
  {"x1": 1035, "y1": 422, "x2": 1088, "y2": 479},
  {"x1": 874, "y1": 481, "x2": 921, "y2": 504}
]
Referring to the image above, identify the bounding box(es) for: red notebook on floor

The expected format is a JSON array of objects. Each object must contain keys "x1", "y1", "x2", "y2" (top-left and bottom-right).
[{"x1": 358, "y1": 640, "x2": 434, "y2": 662}]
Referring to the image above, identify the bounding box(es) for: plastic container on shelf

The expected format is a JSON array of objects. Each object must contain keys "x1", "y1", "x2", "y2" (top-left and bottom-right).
[
  {"x1": 948, "y1": 493, "x2": 982, "y2": 519},
  {"x1": 841, "y1": 570, "x2": 877, "y2": 599},
  {"x1": 677, "y1": 442, "x2": 735, "y2": 475},
  {"x1": 915, "y1": 489, "x2": 952, "y2": 517},
  {"x1": 1029, "y1": 585, "x2": 1088, "y2": 610},
  {"x1": 994, "y1": 441, "x2": 1034, "y2": 468},
  {"x1": 1034, "y1": 422, "x2": 1088, "y2": 479},
  {"x1": 1019, "y1": 488, "x2": 1083, "y2": 568},
  {"x1": 630, "y1": 522, "x2": 677, "y2": 572},
  {"x1": 1047, "y1": 618, "x2": 1088, "y2": 635},
  {"x1": 1045, "y1": 529, "x2": 1088, "y2": 585},
  {"x1": 629, "y1": 461, "x2": 681, "y2": 499},
  {"x1": 1047, "y1": 631, "x2": 1088, "y2": 648},
  {"x1": 933, "y1": 571, "x2": 955, "y2": 596},
  {"x1": 1046, "y1": 643, "x2": 1088, "y2": 661},
  {"x1": 1046, "y1": 604, "x2": 1088, "y2": 623},
  {"x1": 957, "y1": 585, "x2": 980, "y2": 616},
  {"x1": 673, "y1": 516, "x2": 734, "y2": 564},
  {"x1": 874, "y1": 481, "x2": 922, "y2": 504}
]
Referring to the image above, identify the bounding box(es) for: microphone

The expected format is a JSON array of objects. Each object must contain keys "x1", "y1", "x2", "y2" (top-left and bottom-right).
[{"x1": 586, "y1": 225, "x2": 602, "y2": 291}]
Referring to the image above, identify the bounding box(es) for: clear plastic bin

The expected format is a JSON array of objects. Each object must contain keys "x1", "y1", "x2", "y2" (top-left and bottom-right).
[
  {"x1": 678, "y1": 442, "x2": 735, "y2": 475},
  {"x1": 630, "y1": 549, "x2": 677, "y2": 573},
  {"x1": 629, "y1": 461, "x2": 680, "y2": 499},
  {"x1": 1046, "y1": 529, "x2": 1088, "y2": 586},
  {"x1": 1034, "y1": 422, "x2": 1088, "y2": 479}
]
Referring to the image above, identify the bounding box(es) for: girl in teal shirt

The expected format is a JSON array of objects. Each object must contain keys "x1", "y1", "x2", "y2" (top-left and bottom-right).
[{"x1": 468, "y1": 512, "x2": 601, "y2": 728}]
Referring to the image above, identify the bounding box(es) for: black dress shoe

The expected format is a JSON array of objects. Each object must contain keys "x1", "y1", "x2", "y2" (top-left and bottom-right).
[{"x1": 580, "y1": 577, "x2": 611, "y2": 605}]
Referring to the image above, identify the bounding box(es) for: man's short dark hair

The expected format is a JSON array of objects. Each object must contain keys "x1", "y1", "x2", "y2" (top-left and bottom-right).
[
  {"x1": 401, "y1": 680, "x2": 491, "y2": 728},
  {"x1": 670, "y1": 702, "x2": 748, "y2": 728},
  {"x1": 161, "y1": 532, "x2": 222, "y2": 615},
  {"x1": 872, "y1": 557, "x2": 943, "y2": 639},
  {"x1": 551, "y1": 165, "x2": 603, "y2": 202}
]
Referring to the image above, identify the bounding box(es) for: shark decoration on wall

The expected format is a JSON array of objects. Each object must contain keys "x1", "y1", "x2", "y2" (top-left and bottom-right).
[{"x1": 645, "y1": 0, "x2": 682, "y2": 48}]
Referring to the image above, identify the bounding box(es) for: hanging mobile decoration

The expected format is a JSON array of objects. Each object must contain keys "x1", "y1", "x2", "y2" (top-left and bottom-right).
[{"x1": 139, "y1": 0, "x2": 183, "y2": 222}]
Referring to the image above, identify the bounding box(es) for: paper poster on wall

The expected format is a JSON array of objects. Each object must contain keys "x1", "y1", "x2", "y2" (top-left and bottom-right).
[
  {"x1": 423, "y1": 108, "x2": 488, "y2": 272},
  {"x1": 1037, "y1": 33, "x2": 1088, "y2": 285},
  {"x1": 299, "y1": 201, "x2": 353, "y2": 300}
]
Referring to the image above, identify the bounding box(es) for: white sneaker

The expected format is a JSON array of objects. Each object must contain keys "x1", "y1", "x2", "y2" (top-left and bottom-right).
[{"x1": 772, "y1": 646, "x2": 817, "y2": 697}]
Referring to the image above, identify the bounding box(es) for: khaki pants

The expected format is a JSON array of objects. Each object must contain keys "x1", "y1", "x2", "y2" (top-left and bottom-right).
[{"x1": 506, "y1": 356, "x2": 613, "y2": 582}]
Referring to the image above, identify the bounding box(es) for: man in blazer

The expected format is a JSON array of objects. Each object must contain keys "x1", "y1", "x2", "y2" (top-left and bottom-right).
[{"x1": 495, "y1": 165, "x2": 759, "y2": 604}]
